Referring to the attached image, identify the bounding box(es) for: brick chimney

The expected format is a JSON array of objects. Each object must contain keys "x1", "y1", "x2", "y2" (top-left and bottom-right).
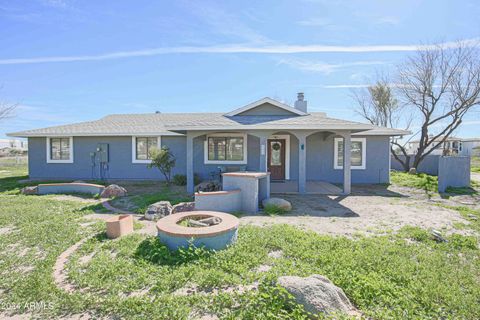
[{"x1": 294, "y1": 92, "x2": 307, "y2": 113}]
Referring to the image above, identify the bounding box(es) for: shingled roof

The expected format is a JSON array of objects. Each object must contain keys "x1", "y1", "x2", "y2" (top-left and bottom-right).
[
  {"x1": 8, "y1": 112, "x2": 409, "y2": 137},
  {"x1": 8, "y1": 97, "x2": 410, "y2": 137}
]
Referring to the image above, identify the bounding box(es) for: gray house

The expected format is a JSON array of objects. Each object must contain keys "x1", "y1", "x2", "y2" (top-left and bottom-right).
[{"x1": 9, "y1": 94, "x2": 408, "y2": 194}]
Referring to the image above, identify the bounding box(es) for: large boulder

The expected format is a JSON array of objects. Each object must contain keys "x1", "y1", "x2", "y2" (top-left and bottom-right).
[
  {"x1": 100, "y1": 184, "x2": 127, "y2": 198},
  {"x1": 144, "y1": 201, "x2": 172, "y2": 221},
  {"x1": 21, "y1": 186, "x2": 38, "y2": 195},
  {"x1": 171, "y1": 202, "x2": 195, "y2": 214},
  {"x1": 262, "y1": 197, "x2": 292, "y2": 211},
  {"x1": 277, "y1": 275, "x2": 359, "y2": 318}
]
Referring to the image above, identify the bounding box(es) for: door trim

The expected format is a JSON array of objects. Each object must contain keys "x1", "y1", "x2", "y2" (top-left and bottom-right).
[{"x1": 268, "y1": 134, "x2": 290, "y2": 180}]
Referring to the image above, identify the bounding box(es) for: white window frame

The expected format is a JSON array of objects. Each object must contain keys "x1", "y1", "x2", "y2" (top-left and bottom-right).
[
  {"x1": 132, "y1": 136, "x2": 162, "y2": 164},
  {"x1": 333, "y1": 137, "x2": 366, "y2": 170},
  {"x1": 46, "y1": 137, "x2": 74, "y2": 164},
  {"x1": 204, "y1": 133, "x2": 248, "y2": 165},
  {"x1": 268, "y1": 134, "x2": 290, "y2": 180}
]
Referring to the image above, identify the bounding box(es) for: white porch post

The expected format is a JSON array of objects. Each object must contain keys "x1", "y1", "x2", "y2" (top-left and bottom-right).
[
  {"x1": 259, "y1": 136, "x2": 268, "y2": 172},
  {"x1": 343, "y1": 132, "x2": 351, "y2": 195},
  {"x1": 298, "y1": 134, "x2": 307, "y2": 194},
  {"x1": 186, "y1": 133, "x2": 194, "y2": 194}
]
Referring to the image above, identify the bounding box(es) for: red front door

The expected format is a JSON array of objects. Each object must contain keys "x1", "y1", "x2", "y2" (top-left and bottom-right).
[{"x1": 267, "y1": 139, "x2": 286, "y2": 180}]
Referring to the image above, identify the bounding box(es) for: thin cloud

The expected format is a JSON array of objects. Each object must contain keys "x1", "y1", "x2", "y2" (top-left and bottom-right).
[
  {"x1": 322, "y1": 84, "x2": 372, "y2": 89},
  {"x1": 0, "y1": 38, "x2": 478, "y2": 65},
  {"x1": 297, "y1": 17, "x2": 332, "y2": 27},
  {"x1": 277, "y1": 58, "x2": 386, "y2": 74}
]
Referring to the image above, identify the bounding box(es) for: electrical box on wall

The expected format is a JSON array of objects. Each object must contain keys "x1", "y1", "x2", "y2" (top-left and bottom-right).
[{"x1": 96, "y1": 143, "x2": 109, "y2": 163}]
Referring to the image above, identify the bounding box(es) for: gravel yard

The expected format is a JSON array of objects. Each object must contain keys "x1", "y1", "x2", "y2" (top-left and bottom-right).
[{"x1": 241, "y1": 184, "x2": 479, "y2": 237}]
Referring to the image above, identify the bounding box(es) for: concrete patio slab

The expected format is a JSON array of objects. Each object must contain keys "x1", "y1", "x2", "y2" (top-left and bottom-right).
[{"x1": 271, "y1": 180, "x2": 342, "y2": 195}]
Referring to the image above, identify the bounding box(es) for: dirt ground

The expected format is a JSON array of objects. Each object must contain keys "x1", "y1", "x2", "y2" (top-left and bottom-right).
[
  {"x1": 471, "y1": 172, "x2": 480, "y2": 183},
  {"x1": 55, "y1": 181, "x2": 479, "y2": 238},
  {"x1": 240, "y1": 184, "x2": 479, "y2": 237}
]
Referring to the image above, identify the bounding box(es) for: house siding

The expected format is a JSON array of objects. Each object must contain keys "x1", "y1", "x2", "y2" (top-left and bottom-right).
[
  {"x1": 28, "y1": 136, "x2": 186, "y2": 180},
  {"x1": 28, "y1": 134, "x2": 390, "y2": 184},
  {"x1": 306, "y1": 133, "x2": 390, "y2": 184}
]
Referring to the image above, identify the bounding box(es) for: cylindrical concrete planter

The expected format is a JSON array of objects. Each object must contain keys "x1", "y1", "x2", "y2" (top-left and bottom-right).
[
  {"x1": 106, "y1": 214, "x2": 134, "y2": 239},
  {"x1": 156, "y1": 211, "x2": 239, "y2": 250}
]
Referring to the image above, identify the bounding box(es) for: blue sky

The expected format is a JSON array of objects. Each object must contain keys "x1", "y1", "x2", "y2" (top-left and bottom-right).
[{"x1": 0, "y1": 0, "x2": 479, "y2": 139}]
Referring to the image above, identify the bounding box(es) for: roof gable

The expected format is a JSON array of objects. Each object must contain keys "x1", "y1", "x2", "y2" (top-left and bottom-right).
[{"x1": 225, "y1": 97, "x2": 307, "y2": 117}]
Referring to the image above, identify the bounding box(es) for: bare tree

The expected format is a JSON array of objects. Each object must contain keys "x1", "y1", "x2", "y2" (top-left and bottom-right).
[
  {"x1": 0, "y1": 101, "x2": 16, "y2": 122},
  {"x1": 397, "y1": 41, "x2": 480, "y2": 170},
  {"x1": 353, "y1": 77, "x2": 413, "y2": 171}
]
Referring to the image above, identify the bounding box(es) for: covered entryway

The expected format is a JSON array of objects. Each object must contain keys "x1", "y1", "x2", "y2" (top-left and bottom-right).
[{"x1": 267, "y1": 138, "x2": 286, "y2": 180}]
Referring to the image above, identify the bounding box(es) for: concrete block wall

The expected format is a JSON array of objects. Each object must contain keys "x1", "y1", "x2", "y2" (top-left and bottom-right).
[
  {"x1": 438, "y1": 156, "x2": 471, "y2": 192},
  {"x1": 194, "y1": 190, "x2": 242, "y2": 213},
  {"x1": 391, "y1": 154, "x2": 440, "y2": 175}
]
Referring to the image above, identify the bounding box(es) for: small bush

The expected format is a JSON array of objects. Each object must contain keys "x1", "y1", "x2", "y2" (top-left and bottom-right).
[
  {"x1": 449, "y1": 234, "x2": 478, "y2": 250},
  {"x1": 398, "y1": 226, "x2": 430, "y2": 242},
  {"x1": 194, "y1": 173, "x2": 202, "y2": 185},
  {"x1": 173, "y1": 174, "x2": 187, "y2": 186},
  {"x1": 263, "y1": 204, "x2": 287, "y2": 216},
  {"x1": 172, "y1": 174, "x2": 202, "y2": 186}
]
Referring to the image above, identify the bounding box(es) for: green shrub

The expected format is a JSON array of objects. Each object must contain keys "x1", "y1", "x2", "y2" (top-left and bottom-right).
[
  {"x1": 449, "y1": 234, "x2": 478, "y2": 250},
  {"x1": 398, "y1": 226, "x2": 430, "y2": 242},
  {"x1": 173, "y1": 174, "x2": 187, "y2": 186},
  {"x1": 263, "y1": 204, "x2": 288, "y2": 216},
  {"x1": 147, "y1": 147, "x2": 176, "y2": 184},
  {"x1": 390, "y1": 171, "x2": 438, "y2": 193},
  {"x1": 172, "y1": 174, "x2": 202, "y2": 186},
  {"x1": 194, "y1": 173, "x2": 202, "y2": 185}
]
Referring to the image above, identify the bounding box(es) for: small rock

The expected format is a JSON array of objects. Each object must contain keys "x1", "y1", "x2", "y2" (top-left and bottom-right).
[
  {"x1": 171, "y1": 202, "x2": 195, "y2": 214},
  {"x1": 277, "y1": 274, "x2": 359, "y2": 317},
  {"x1": 408, "y1": 167, "x2": 417, "y2": 175},
  {"x1": 268, "y1": 250, "x2": 283, "y2": 259},
  {"x1": 144, "y1": 201, "x2": 172, "y2": 221},
  {"x1": 431, "y1": 229, "x2": 447, "y2": 242},
  {"x1": 21, "y1": 186, "x2": 38, "y2": 195},
  {"x1": 467, "y1": 214, "x2": 478, "y2": 221},
  {"x1": 256, "y1": 265, "x2": 272, "y2": 273},
  {"x1": 100, "y1": 184, "x2": 127, "y2": 198},
  {"x1": 262, "y1": 198, "x2": 292, "y2": 211}
]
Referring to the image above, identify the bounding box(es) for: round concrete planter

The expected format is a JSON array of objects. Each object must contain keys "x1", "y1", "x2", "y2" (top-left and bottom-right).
[{"x1": 156, "y1": 211, "x2": 239, "y2": 250}]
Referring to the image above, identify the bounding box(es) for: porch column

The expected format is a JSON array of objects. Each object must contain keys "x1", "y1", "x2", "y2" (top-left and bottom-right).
[
  {"x1": 259, "y1": 136, "x2": 268, "y2": 172},
  {"x1": 343, "y1": 133, "x2": 351, "y2": 195},
  {"x1": 186, "y1": 133, "x2": 194, "y2": 194},
  {"x1": 298, "y1": 134, "x2": 307, "y2": 194}
]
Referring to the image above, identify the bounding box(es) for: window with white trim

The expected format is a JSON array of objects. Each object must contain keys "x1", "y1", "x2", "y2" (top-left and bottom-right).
[
  {"x1": 47, "y1": 137, "x2": 73, "y2": 163},
  {"x1": 132, "y1": 136, "x2": 160, "y2": 163},
  {"x1": 204, "y1": 133, "x2": 247, "y2": 164},
  {"x1": 334, "y1": 137, "x2": 366, "y2": 169}
]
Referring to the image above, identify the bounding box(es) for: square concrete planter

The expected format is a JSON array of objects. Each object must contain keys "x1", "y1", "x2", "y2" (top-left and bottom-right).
[{"x1": 106, "y1": 215, "x2": 134, "y2": 239}]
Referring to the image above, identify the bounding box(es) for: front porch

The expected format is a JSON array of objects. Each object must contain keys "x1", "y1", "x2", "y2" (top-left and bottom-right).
[
  {"x1": 186, "y1": 129, "x2": 355, "y2": 195},
  {"x1": 270, "y1": 180, "x2": 342, "y2": 195}
]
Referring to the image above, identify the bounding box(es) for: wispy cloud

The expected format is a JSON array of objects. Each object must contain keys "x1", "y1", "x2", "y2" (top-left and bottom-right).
[
  {"x1": 297, "y1": 17, "x2": 332, "y2": 27},
  {"x1": 375, "y1": 16, "x2": 400, "y2": 26},
  {"x1": 277, "y1": 58, "x2": 386, "y2": 74},
  {"x1": 321, "y1": 84, "x2": 372, "y2": 89},
  {"x1": 0, "y1": 38, "x2": 477, "y2": 65},
  {"x1": 39, "y1": 0, "x2": 68, "y2": 8},
  {"x1": 179, "y1": 0, "x2": 269, "y2": 44}
]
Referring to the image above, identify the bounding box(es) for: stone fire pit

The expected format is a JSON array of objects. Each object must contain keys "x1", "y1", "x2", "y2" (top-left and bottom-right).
[{"x1": 156, "y1": 211, "x2": 239, "y2": 250}]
